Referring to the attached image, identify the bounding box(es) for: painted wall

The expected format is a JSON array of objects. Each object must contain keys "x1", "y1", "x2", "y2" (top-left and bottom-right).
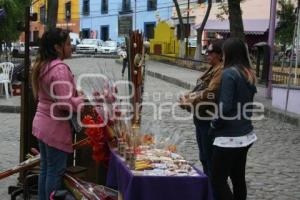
[
  {"x1": 193, "y1": 0, "x2": 272, "y2": 24},
  {"x1": 80, "y1": 0, "x2": 173, "y2": 41},
  {"x1": 134, "y1": 0, "x2": 173, "y2": 33},
  {"x1": 57, "y1": 0, "x2": 80, "y2": 32},
  {"x1": 29, "y1": 0, "x2": 80, "y2": 41},
  {"x1": 272, "y1": 86, "x2": 300, "y2": 114},
  {"x1": 80, "y1": 0, "x2": 119, "y2": 41}
]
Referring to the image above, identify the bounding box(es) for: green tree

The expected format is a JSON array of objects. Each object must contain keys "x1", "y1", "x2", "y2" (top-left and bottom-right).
[
  {"x1": 0, "y1": 0, "x2": 28, "y2": 42},
  {"x1": 194, "y1": 0, "x2": 212, "y2": 60},
  {"x1": 217, "y1": 0, "x2": 245, "y2": 41},
  {"x1": 0, "y1": 0, "x2": 30, "y2": 56},
  {"x1": 228, "y1": 0, "x2": 245, "y2": 40},
  {"x1": 276, "y1": 0, "x2": 296, "y2": 50},
  {"x1": 173, "y1": 0, "x2": 186, "y2": 58}
]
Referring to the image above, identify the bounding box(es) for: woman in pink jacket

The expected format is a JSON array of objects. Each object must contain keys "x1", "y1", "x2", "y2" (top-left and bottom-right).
[{"x1": 31, "y1": 28, "x2": 83, "y2": 200}]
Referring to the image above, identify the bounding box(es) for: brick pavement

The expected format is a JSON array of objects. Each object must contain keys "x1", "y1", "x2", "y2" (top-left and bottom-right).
[{"x1": 0, "y1": 113, "x2": 20, "y2": 199}]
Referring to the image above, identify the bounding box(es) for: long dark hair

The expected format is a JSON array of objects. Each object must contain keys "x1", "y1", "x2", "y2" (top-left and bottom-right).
[
  {"x1": 223, "y1": 37, "x2": 256, "y2": 84},
  {"x1": 31, "y1": 28, "x2": 69, "y2": 99}
]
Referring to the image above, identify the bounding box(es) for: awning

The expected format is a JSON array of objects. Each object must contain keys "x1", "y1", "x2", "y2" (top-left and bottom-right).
[{"x1": 193, "y1": 19, "x2": 271, "y2": 35}]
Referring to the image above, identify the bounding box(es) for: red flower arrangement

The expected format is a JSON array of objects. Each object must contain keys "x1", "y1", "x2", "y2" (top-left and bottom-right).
[
  {"x1": 81, "y1": 108, "x2": 112, "y2": 166},
  {"x1": 79, "y1": 82, "x2": 119, "y2": 166}
]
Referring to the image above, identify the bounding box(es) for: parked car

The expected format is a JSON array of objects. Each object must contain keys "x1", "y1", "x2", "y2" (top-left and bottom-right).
[
  {"x1": 69, "y1": 32, "x2": 81, "y2": 52},
  {"x1": 100, "y1": 41, "x2": 118, "y2": 54},
  {"x1": 76, "y1": 39, "x2": 102, "y2": 54}
]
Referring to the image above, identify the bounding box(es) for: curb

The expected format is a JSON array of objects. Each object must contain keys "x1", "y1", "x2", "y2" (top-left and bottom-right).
[
  {"x1": 70, "y1": 54, "x2": 119, "y2": 59},
  {"x1": 0, "y1": 105, "x2": 20, "y2": 113},
  {"x1": 145, "y1": 69, "x2": 300, "y2": 127}
]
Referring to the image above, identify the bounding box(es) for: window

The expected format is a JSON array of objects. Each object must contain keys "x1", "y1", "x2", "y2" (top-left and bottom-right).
[
  {"x1": 147, "y1": 0, "x2": 157, "y2": 11},
  {"x1": 40, "y1": 5, "x2": 46, "y2": 24},
  {"x1": 101, "y1": 0, "x2": 108, "y2": 14},
  {"x1": 122, "y1": 0, "x2": 131, "y2": 12},
  {"x1": 82, "y1": 0, "x2": 90, "y2": 15},
  {"x1": 144, "y1": 22, "x2": 155, "y2": 39},
  {"x1": 81, "y1": 29, "x2": 90, "y2": 38},
  {"x1": 65, "y1": 2, "x2": 71, "y2": 21}
]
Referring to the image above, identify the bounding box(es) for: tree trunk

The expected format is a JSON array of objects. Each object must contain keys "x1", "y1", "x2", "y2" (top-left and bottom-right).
[
  {"x1": 173, "y1": 0, "x2": 186, "y2": 58},
  {"x1": 194, "y1": 0, "x2": 212, "y2": 60},
  {"x1": 46, "y1": 0, "x2": 58, "y2": 30},
  {"x1": 228, "y1": 0, "x2": 245, "y2": 41}
]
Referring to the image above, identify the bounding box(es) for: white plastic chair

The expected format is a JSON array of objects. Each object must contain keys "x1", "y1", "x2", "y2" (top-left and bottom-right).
[{"x1": 0, "y1": 62, "x2": 14, "y2": 99}]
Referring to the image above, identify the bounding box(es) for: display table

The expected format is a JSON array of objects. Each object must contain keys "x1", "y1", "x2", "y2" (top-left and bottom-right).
[{"x1": 106, "y1": 149, "x2": 213, "y2": 200}]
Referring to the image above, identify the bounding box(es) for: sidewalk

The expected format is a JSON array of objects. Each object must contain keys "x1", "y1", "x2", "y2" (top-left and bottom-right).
[
  {"x1": 145, "y1": 60, "x2": 300, "y2": 127},
  {"x1": 0, "y1": 95, "x2": 20, "y2": 113}
]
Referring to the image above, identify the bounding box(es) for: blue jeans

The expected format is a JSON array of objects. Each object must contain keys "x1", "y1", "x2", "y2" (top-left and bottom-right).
[
  {"x1": 38, "y1": 140, "x2": 68, "y2": 200},
  {"x1": 193, "y1": 117, "x2": 214, "y2": 178}
]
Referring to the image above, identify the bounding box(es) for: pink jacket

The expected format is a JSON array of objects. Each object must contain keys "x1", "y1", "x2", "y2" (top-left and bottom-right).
[{"x1": 32, "y1": 59, "x2": 83, "y2": 153}]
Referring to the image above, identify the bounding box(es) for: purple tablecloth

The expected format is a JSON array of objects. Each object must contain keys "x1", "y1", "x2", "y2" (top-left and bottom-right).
[{"x1": 106, "y1": 150, "x2": 213, "y2": 200}]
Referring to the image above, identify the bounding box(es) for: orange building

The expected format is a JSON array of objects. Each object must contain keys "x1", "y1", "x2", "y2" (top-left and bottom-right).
[{"x1": 20, "y1": 0, "x2": 80, "y2": 42}]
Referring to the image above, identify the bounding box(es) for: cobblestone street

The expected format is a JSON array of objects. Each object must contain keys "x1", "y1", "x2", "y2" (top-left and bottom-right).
[{"x1": 0, "y1": 58, "x2": 299, "y2": 199}]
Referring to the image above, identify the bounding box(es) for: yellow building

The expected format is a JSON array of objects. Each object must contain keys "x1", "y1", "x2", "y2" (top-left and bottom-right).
[
  {"x1": 30, "y1": 0, "x2": 80, "y2": 41},
  {"x1": 150, "y1": 21, "x2": 179, "y2": 56}
]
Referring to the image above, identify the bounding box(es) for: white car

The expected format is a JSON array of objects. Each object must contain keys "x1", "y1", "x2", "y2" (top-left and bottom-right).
[
  {"x1": 100, "y1": 41, "x2": 118, "y2": 54},
  {"x1": 69, "y1": 32, "x2": 81, "y2": 52},
  {"x1": 76, "y1": 39, "x2": 102, "y2": 54}
]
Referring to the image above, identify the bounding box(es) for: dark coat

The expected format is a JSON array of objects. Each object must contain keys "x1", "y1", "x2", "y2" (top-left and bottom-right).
[{"x1": 211, "y1": 66, "x2": 257, "y2": 137}]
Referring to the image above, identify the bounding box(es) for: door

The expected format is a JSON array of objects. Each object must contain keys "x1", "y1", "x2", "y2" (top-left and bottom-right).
[
  {"x1": 101, "y1": 26, "x2": 109, "y2": 41},
  {"x1": 81, "y1": 29, "x2": 90, "y2": 39}
]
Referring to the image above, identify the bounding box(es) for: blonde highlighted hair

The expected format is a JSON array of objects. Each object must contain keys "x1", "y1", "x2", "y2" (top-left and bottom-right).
[{"x1": 31, "y1": 28, "x2": 69, "y2": 99}]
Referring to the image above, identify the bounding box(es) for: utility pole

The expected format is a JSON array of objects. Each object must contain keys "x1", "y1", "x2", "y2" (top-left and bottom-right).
[
  {"x1": 186, "y1": 0, "x2": 190, "y2": 58},
  {"x1": 266, "y1": 0, "x2": 277, "y2": 98}
]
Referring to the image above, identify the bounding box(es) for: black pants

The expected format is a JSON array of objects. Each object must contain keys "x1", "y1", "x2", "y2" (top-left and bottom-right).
[
  {"x1": 122, "y1": 58, "x2": 128, "y2": 74},
  {"x1": 211, "y1": 145, "x2": 251, "y2": 200}
]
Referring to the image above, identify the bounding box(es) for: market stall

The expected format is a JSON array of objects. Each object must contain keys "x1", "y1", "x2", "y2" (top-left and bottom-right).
[{"x1": 107, "y1": 147, "x2": 213, "y2": 200}]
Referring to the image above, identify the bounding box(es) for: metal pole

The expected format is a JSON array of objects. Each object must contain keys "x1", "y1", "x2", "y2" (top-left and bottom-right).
[
  {"x1": 294, "y1": 1, "x2": 300, "y2": 85},
  {"x1": 284, "y1": 2, "x2": 300, "y2": 121},
  {"x1": 20, "y1": 5, "x2": 30, "y2": 170},
  {"x1": 186, "y1": 0, "x2": 190, "y2": 58},
  {"x1": 295, "y1": 13, "x2": 299, "y2": 85},
  {"x1": 135, "y1": 0, "x2": 137, "y2": 30},
  {"x1": 266, "y1": 0, "x2": 277, "y2": 98}
]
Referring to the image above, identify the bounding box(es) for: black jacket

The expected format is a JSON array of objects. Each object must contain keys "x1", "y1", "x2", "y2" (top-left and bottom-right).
[{"x1": 211, "y1": 66, "x2": 257, "y2": 137}]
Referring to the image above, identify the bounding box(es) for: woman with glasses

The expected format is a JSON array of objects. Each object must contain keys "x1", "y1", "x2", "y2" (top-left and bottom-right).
[{"x1": 179, "y1": 40, "x2": 224, "y2": 178}]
